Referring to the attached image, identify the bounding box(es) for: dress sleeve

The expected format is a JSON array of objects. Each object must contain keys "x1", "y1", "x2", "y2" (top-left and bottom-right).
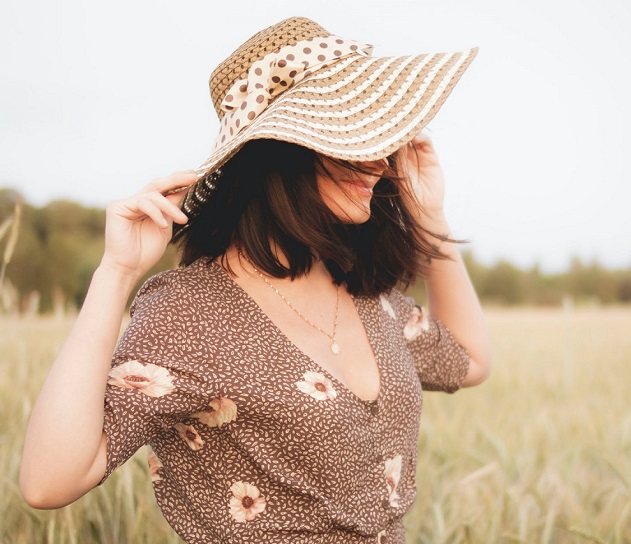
[
  {"x1": 98, "y1": 270, "x2": 211, "y2": 485},
  {"x1": 389, "y1": 290, "x2": 471, "y2": 393}
]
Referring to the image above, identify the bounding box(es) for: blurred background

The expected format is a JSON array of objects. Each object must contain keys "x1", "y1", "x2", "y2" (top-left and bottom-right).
[
  {"x1": 1, "y1": 1, "x2": 630, "y2": 543},
  {"x1": 1, "y1": 0, "x2": 630, "y2": 313}
]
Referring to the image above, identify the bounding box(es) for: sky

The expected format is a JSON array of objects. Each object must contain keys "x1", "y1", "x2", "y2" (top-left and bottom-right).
[{"x1": 1, "y1": 0, "x2": 630, "y2": 273}]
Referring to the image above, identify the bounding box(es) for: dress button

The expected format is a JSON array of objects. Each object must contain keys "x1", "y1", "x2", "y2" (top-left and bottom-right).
[
  {"x1": 381, "y1": 498, "x2": 390, "y2": 509},
  {"x1": 370, "y1": 403, "x2": 379, "y2": 415}
]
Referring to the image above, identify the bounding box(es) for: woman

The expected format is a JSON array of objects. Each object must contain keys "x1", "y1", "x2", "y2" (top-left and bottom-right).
[{"x1": 20, "y1": 17, "x2": 491, "y2": 544}]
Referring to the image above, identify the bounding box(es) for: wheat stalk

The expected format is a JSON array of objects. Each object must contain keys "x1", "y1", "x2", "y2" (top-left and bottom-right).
[
  {"x1": 0, "y1": 200, "x2": 22, "y2": 301},
  {"x1": 0, "y1": 215, "x2": 13, "y2": 243}
]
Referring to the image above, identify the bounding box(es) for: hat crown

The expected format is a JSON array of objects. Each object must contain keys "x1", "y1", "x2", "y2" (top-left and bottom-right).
[{"x1": 209, "y1": 17, "x2": 331, "y2": 120}]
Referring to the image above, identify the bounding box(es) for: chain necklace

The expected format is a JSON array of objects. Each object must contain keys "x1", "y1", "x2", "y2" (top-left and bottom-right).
[{"x1": 240, "y1": 252, "x2": 341, "y2": 355}]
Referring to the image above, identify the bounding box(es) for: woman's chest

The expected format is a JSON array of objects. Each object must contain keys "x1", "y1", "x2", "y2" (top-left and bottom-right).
[
  {"x1": 196, "y1": 297, "x2": 423, "y2": 453},
  {"x1": 267, "y1": 297, "x2": 382, "y2": 402}
]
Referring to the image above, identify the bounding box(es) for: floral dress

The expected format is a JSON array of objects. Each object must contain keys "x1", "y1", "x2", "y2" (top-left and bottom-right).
[{"x1": 99, "y1": 258, "x2": 470, "y2": 543}]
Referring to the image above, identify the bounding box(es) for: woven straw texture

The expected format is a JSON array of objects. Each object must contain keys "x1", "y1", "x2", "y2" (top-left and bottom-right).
[{"x1": 209, "y1": 18, "x2": 331, "y2": 119}]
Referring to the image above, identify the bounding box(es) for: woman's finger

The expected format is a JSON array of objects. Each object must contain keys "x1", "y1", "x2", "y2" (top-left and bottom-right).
[
  {"x1": 139, "y1": 170, "x2": 199, "y2": 195},
  {"x1": 143, "y1": 191, "x2": 189, "y2": 224},
  {"x1": 410, "y1": 131, "x2": 433, "y2": 147},
  {"x1": 136, "y1": 199, "x2": 170, "y2": 229},
  {"x1": 401, "y1": 131, "x2": 441, "y2": 169}
]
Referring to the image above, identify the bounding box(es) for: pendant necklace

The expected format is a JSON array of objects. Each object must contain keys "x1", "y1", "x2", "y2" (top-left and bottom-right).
[{"x1": 240, "y1": 252, "x2": 341, "y2": 355}]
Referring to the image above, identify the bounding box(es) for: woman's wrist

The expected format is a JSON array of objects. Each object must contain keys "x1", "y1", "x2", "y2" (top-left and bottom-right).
[
  {"x1": 419, "y1": 208, "x2": 449, "y2": 228},
  {"x1": 421, "y1": 210, "x2": 449, "y2": 235},
  {"x1": 420, "y1": 210, "x2": 451, "y2": 243},
  {"x1": 94, "y1": 259, "x2": 142, "y2": 295},
  {"x1": 418, "y1": 211, "x2": 463, "y2": 269}
]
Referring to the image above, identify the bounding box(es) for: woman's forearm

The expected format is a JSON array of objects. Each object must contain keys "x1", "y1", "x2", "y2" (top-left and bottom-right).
[
  {"x1": 421, "y1": 213, "x2": 492, "y2": 384},
  {"x1": 20, "y1": 263, "x2": 139, "y2": 508}
]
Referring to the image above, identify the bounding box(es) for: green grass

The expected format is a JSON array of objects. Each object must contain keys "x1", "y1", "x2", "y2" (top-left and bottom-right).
[{"x1": 1, "y1": 307, "x2": 630, "y2": 543}]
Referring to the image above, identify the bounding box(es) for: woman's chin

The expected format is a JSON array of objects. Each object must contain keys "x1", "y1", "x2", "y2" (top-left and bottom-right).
[{"x1": 335, "y1": 207, "x2": 372, "y2": 224}]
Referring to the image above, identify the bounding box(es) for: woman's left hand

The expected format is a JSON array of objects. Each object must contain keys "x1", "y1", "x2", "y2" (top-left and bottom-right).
[{"x1": 396, "y1": 132, "x2": 446, "y2": 219}]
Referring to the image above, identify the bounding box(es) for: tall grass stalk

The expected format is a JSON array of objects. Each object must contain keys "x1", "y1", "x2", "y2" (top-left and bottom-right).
[
  {"x1": 0, "y1": 200, "x2": 21, "y2": 298},
  {"x1": 0, "y1": 215, "x2": 13, "y2": 242}
]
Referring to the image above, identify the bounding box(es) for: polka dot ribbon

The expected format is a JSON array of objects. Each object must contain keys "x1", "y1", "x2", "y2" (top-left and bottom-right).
[{"x1": 214, "y1": 35, "x2": 373, "y2": 151}]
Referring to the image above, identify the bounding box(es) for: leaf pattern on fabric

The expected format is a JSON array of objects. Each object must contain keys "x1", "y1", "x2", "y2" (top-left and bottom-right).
[
  {"x1": 100, "y1": 260, "x2": 471, "y2": 543},
  {"x1": 229, "y1": 481, "x2": 267, "y2": 522},
  {"x1": 295, "y1": 371, "x2": 338, "y2": 401},
  {"x1": 107, "y1": 360, "x2": 175, "y2": 397}
]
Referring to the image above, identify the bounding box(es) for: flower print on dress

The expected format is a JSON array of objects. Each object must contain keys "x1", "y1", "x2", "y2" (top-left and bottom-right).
[
  {"x1": 174, "y1": 423, "x2": 204, "y2": 451},
  {"x1": 295, "y1": 371, "x2": 337, "y2": 401},
  {"x1": 384, "y1": 454, "x2": 402, "y2": 507},
  {"x1": 192, "y1": 396, "x2": 238, "y2": 428},
  {"x1": 147, "y1": 445, "x2": 163, "y2": 482},
  {"x1": 379, "y1": 295, "x2": 396, "y2": 319},
  {"x1": 107, "y1": 360, "x2": 175, "y2": 397},
  {"x1": 403, "y1": 305, "x2": 430, "y2": 341},
  {"x1": 229, "y1": 481, "x2": 267, "y2": 522}
]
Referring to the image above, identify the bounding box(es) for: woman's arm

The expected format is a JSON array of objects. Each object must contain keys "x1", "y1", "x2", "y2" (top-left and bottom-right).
[
  {"x1": 19, "y1": 171, "x2": 196, "y2": 509},
  {"x1": 420, "y1": 212, "x2": 491, "y2": 386},
  {"x1": 399, "y1": 134, "x2": 491, "y2": 387}
]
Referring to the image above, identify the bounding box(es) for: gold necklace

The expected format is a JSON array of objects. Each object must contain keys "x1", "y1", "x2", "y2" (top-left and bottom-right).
[{"x1": 240, "y1": 252, "x2": 341, "y2": 355}]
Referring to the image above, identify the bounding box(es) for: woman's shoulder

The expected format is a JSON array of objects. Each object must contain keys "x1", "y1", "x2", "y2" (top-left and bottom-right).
[
  {"x1": 377, "y1": 287, "x2": 417, "y2": 318},
  {"x1": 130, "y1": 257, "x2": 232, "y2": 317}
]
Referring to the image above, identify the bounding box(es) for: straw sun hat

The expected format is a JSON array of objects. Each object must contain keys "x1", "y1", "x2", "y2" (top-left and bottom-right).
[{"x1": 175, "y1": 16, "x2": 478, "y2": 235}]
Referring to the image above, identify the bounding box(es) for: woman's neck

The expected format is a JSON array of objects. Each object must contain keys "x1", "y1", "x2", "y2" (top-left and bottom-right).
[{"x1": 223, "y1": 244, "x2": 334, "y2": 288}]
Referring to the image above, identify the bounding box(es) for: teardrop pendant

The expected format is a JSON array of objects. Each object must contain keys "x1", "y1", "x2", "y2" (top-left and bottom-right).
[{"x1": 331, "y1": 341, "x2": 340, "y2": 355}]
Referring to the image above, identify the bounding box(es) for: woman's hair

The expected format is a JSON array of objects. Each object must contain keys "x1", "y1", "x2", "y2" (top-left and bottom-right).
[{"x1": 176, "y1": 139, "x2": 460, "y2": 296}]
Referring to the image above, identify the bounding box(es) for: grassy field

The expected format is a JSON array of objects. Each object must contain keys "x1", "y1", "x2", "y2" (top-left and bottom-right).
[{"x1": 1, "y1": 307, "x2": 630, "y2": 543}]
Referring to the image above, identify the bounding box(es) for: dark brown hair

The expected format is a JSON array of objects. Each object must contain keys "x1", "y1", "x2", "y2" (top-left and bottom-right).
[{"x1": 175, "y1": 139, "x2": 459, "y2": 296}]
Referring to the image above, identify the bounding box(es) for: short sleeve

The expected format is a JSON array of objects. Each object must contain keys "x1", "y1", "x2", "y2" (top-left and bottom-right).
[
  {"x1": 388, "y1": 290, "x2": 471, "y2": 393},
  {"x1": 98, "y1": 270, "x2": 212, "y2": 485}
]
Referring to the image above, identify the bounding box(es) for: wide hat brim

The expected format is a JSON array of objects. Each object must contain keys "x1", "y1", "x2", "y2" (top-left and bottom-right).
[{"x1": 176, "y1": 45, "x2": 478, "y2": 236}]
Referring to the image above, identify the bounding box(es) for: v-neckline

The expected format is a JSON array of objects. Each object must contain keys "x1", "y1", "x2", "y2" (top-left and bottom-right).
[{"x1": 208, "y1": 259, "x2": 384, "y2": 405}]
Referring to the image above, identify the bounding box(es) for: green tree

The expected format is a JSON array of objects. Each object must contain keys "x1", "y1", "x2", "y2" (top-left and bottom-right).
[{"x1": 480, "y1": 260, "x2": 525, "y2": 305}]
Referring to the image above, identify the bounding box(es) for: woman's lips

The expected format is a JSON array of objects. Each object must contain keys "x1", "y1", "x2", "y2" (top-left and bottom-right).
[{"x1": 341, "y1": 179, "x2": 376, "y2": 197}]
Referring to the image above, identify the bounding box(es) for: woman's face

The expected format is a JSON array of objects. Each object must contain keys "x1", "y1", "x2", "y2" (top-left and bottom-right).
[{"x1": 315, "y1": 156, "x2": 388, "y2": 224}]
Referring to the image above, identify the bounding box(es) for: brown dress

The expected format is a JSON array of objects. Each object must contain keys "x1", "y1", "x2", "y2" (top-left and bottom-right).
[{"x1": 99, "y1": 258, "x2": 470, "y2": 543}]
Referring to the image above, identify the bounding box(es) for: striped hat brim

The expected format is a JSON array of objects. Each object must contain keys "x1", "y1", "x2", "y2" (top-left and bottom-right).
[{"x1": 177, "y1": 44, "x2": 478, "y2": 231}]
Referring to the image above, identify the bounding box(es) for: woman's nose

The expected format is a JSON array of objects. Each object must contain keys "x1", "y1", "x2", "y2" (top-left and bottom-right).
[{"x1": 364, "y1": 158, "x2": 388, "y2": 175}]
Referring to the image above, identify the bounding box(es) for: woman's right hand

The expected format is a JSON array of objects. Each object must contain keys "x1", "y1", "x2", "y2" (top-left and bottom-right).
[{"x1": 99, "y1": 170, "x2": 198, "y2": 280}]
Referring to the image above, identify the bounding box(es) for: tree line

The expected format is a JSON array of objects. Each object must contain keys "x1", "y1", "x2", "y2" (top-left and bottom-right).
[{"x1": 1, "y1": 188, "x2": 630, "y2": 314}]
